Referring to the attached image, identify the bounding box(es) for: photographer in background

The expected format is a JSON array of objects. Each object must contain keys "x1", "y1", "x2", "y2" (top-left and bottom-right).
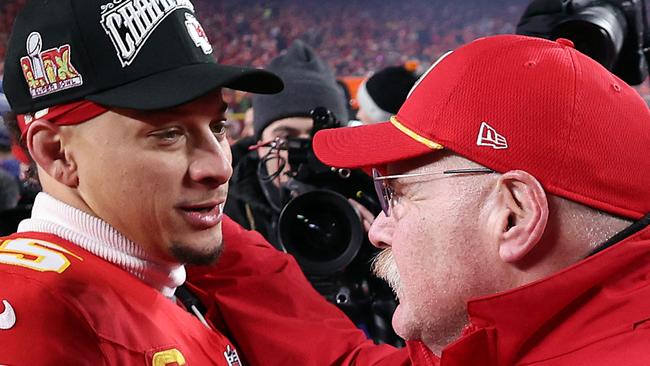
[
  {"x1": 516, "y1": 0, "x2": 650, "y2": 86},
  {"x1": 225, "y1": 40, "x2": 399, "y2": 345},
  {"x1": 356, "y1": 65, "x2": 419, "y2": 125},
  {"x1": 225, "y1": 40, "x2": 351, "y2": 247}
]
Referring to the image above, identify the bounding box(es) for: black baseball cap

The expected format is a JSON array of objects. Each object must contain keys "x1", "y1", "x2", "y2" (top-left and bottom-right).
[{"x1": 3, "y1": 0, "x2": 284, "y2": 114}]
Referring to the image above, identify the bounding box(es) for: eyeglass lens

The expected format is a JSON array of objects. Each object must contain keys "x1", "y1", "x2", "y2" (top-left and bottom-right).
[{"x1": 372, "y1": 168, "x2": 391, "y2": 216}]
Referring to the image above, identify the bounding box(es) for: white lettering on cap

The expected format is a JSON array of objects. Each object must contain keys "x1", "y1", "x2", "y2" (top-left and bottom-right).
[{"x1": 100, "y1": 0, "x2": 196, "y2": 67}]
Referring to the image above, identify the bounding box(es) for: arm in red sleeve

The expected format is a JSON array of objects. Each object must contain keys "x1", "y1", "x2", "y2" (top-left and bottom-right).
[{"x1": 186, "y1": 216, "x2": 411, "y2": 366}]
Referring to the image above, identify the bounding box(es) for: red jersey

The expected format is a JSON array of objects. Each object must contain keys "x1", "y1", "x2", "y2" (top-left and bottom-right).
[{"x1": 0, "y1": 231, "x2": 243, "y2": 365}]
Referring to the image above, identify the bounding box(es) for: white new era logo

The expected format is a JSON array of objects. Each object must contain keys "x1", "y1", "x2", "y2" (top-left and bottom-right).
[{"x1": 476, "y1": 122, "x2": 508, "y2": 149}]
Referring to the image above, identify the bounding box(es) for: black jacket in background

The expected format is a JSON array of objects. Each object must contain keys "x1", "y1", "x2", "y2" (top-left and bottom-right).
[{"x1": 225, "y1": 146, "x2": 284, "y2": 249}]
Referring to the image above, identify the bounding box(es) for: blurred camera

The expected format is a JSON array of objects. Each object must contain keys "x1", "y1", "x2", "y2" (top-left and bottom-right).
[
  {"x1": 279, "y1": 190, "x2": 364, "y2": 275},
  {"x1": 272, "y1": 107, "x2": 401, "y2": 345},
  {"x1": 277, "y1": 107, "x2": 379, "y2": 274},
  {"x1": 517, "y1": 0, "x2": 650, "y2": 85}
]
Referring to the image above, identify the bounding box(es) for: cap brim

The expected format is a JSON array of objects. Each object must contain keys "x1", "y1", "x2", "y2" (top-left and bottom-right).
[
  {"x1": 86, "y1": 63, "x2": 283, "y2": 110},
  {"x1": 313, "y1": 120, "x2": 438, "y2": 169}
]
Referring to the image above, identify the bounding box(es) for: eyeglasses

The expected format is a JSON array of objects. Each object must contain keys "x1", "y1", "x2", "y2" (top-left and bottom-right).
[{"x1": 372, "y1": 167, "x2": 495, "y2": 217}]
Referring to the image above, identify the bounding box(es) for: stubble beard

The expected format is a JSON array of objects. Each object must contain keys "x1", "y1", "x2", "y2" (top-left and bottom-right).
[{"x1": 170, "y1": 240, "x2": 224, "y2": 265}]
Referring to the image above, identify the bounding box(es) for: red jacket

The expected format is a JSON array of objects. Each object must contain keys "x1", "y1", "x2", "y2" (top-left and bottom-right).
[
  {"x1": 406, "y1": 224, "x2": 650, "y2": 365},
  {"x1": 187, "y1": 216, "x2": 410, "y2": 365}
]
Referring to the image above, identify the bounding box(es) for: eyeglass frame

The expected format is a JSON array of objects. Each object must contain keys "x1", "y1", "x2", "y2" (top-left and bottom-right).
[{"x1": 371, "y1": 167, "x2": 495, "y2": 217}]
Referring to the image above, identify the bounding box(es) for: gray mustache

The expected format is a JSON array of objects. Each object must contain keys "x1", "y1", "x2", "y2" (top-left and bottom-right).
[{"x1": 371, "y1": 248, "x2": 402, "y2": 299}]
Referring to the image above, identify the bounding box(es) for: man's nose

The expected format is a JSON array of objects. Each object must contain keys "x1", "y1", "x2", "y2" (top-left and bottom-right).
[
  {"x1": 368, "y1": 211, "x2": 394, "y2": 249},
  {"x1": 188, "y1": 140, "x2": 233, "y2": 187}
]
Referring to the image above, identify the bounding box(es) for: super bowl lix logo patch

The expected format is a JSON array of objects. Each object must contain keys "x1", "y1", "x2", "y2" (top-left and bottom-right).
[{"x1": 20, "y1": 32, "x2": 83, "y2": 99}]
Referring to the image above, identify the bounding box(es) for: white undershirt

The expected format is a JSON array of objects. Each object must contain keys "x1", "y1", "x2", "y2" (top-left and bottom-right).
[{"x1": 17, "y1": 192, "x2": 186, "y2": 298}]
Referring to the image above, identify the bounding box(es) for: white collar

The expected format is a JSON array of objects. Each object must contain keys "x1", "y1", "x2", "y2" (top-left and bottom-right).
[{"x1": 17, "y1": 193, "x2": 186, "y2": 298}]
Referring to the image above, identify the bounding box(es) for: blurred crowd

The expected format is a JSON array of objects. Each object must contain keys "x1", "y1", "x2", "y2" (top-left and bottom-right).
[
  {"x1": 0, "y1": 0, "x2": 25, "y2": 77},
  {"x1": 199, "y1": 0, "x2": 524, "y2": 75},
  {"x1": 2, "y1": 0, "x2": 650, "y2": 126},
  {"x1": 0, "y1": 0, "x2": 521, "y2": 80}
]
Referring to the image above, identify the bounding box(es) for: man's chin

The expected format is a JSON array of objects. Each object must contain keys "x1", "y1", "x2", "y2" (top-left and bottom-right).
[
  {"x1": 170, "y1": 239, "x2": 224, "y2": 265},
  {"x1": 391, "y1": 302, "x2": 417, "y2": 342}
]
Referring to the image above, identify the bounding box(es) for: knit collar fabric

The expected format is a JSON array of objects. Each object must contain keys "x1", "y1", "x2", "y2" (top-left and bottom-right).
[{"x1": 17, "y1": 192, "x2": 186, "y2": 298}]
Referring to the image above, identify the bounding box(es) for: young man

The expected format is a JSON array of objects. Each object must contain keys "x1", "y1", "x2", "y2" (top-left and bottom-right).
[
  {"x1": 314, "y1": 35, "x2": 650, "y2": 365},
  {"x1": 225, "y1": 39, "x2": 350, "y2": 246},
  {"x1": 0, "y1": 1, "x2": 408, "y2": 364}
]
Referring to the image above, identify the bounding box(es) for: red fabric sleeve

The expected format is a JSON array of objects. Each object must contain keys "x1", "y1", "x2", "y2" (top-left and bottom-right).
[{"x1": 186, "y1": 216, "x2": 411, "y2": 366}]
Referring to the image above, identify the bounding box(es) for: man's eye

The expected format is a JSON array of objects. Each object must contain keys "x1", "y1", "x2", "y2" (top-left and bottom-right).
[
  {"x1": 154, "y1": 128, "x2": 184, "y2": 142},
  {"x1": 211, "y1": 121, "x2": 227, "y2": 138}
]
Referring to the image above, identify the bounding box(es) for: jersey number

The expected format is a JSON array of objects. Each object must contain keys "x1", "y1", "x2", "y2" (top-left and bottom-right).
[{"x1": 0, "y1": 238, "x2": 80, "y2": 273}]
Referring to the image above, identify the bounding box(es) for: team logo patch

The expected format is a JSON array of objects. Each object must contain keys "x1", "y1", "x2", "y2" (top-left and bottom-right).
[
  {"x1": 476, "y1": 122, "x2": 508, "y2": 149},
  {"x1": 20, "y1": 32, "x2": 83, "y2": 99},
  {"x1": 184, "y1": 13, "x2": 212, "y2": 55},
  {"x1": 100, "y1": 0, "x2": 196, "y2": 67},
  {"x1": 224, "y1": 345, "x2": 242, "y2": 366},
  {"x1": 150, "y1": 348, "x2": 186, "y2": 366}
]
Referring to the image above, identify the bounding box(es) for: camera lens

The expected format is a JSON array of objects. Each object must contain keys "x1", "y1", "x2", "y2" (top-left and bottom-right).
[
  {"x1": 278, "y1": 190, "x2": 363, "y2": 275},
  {"x1": 284, "y1": 209, "x2": 351, "y2": 261}
]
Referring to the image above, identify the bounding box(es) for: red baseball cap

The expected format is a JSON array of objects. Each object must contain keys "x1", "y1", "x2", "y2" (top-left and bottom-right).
[{"x1": 313, "y1": 35, "x2": 650, "y2": 220}]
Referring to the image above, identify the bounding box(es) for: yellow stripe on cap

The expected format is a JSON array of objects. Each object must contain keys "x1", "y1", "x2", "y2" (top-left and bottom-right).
[{"x1": 390, "y1": 116, "x2": 444, "y2": 150}]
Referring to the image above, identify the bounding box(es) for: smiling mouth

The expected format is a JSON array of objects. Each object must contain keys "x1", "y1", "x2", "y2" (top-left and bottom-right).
[
  {"x1": 184, "y1": 206, "x2": 216, "y2": 213},
  {"x1": 178, "y1": 203, "x2": 224, "y2": 229}
]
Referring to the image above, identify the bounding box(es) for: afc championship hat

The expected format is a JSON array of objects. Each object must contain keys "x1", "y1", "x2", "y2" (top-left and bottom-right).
[
  {"x1": 314, "y1": 35, "x2": 650, "y2": 220},
  {"x1": 3, "y1": 0, "x2": 283, "y2": 114}
]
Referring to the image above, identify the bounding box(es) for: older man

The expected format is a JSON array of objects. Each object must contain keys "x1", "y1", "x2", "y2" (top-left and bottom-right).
[
  {"x1": 0, "y1": 0, "x2": 408, "y2": 364},
  {"x1": 314, "y1": 35, "x2": 650, "y2": 365}
]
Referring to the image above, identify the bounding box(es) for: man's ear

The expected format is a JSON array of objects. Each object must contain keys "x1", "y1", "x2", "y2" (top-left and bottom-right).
[
  {"x1": 26, "y1": 120, "x2": 78, "y2": 187},
  {"x1": 487, "y1": 170, "x2": 549, "y2": 263}
]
